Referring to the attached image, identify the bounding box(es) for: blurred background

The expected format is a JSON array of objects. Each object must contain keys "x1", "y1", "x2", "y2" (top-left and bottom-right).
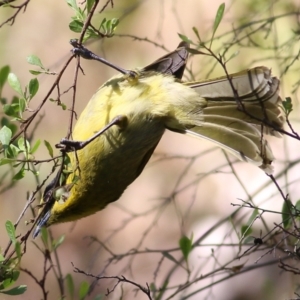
[{"x1": 0, "y1": 0, "x2": 300, "y2": 299}]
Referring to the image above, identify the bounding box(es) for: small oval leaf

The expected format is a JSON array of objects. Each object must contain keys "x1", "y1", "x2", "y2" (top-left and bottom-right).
[
  {"x1": 5, "y1": 220, "x2": 16, "y2": 244},
  {"x1": 179, "y1": 235, "x2": 193, "y2": 262},
  {"x1": 28, "y1": 78, "x2": 39, "y2": 99},
  {"x1": 27, "y1": 55, "x2": 44, "y2": 68},
  {"x1": 79, "y1": 281, "x2": 89, "y2": 300},
  {"x1": 0, "y1": 285, "x2": 27, "y2": 295},
  {"x1": 0, "y1": 126, "x2": 12, "y2": 146},
  {"x1": 0, "y1": 65, "x2": 10, "y2": 89},
  {"x1": 282, "y1": 199, "x2": 293, "y2": 229},
  {"x1": 213, "y1": 3, "x2": 225, "y2": 34},
  {"x1": 8, "y1": 73, "x2": 23, "y2": 97},
  {"x1": 44, "y1": 140, "x2": 53, "y2": 157}
]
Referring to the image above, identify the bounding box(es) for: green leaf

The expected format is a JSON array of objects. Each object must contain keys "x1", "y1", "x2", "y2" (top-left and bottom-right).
[
  {"x1": 105, "y1": 18, "x2": 119, "y2": 35},
  {"x1": 0, "y1": 285, "x2": 27, "y2": 295},
  {"x1": 60, "y1": 102, "x2": 67, "y2": 110},
  {"x1": 98, "y1": 18, "x2": 119, "y2": 36},
  {"x1": 213, "y1": 3, "x2": 225, "y2": 35},
  {"x1": 162, "y1": 251, "x2": 179, "y2": 265},
  {"x1": 0, "y1": 97, "x2": 7, "y2": 105},
  {"x1": 155, "y1": 280, "x2": 168, "y2": 300},
  {"x1": 240, "y1": 208, "x2": 258, "y2": 239},
  {"x1": 149, "y1": 282, "x2": 156, "y2": 292},
  {"x1": 69, "y1": 20, "x2": 84, "y2": 33},
  {"x1": 192, "y1": 27, "x2": 202, "y2": 43},
  {"x1": 241, "y1": 225, "x2": 252, "y2": 237},
  {"x1": 282, "y1": 199, "x2": 294, "y2": 229},
  {"x1": 105, "y1": 19, "x2": 112, "y2": 31},
  {"x1": 0, "y1": 158, "x2": 13, "y2": 165},
  {"x1": 86, "y1": 0, "x2": 95, "y2": 13},
  {"x1": 211, "y1": 3, "x2": 225, "y2": 45},
  {"x1": 29, "y1": 70, "x2": 43, "y2": 75},
  {"x1": 18, "y1": 137, "x2": 31, "y2": 158},
  {"x1": 65, "y1": 274, "x2": 75, "y2": 299},
  {"x1": 12, "y1": 167, "x2": 25, "y2": 181},
  {"x1": 30, "y1": 139, "x2": 41, "y2": 154},
  {"x1": 40, "y1": 227, "x2": 49, "y2": 247},
  {"x1": 178, "y1": 33, "x2": 192, "y2": 44},
  {"x1": 66, "y1": 0, "x2": 78, "y2": 10},
  {"x1": 8, "y1": 73, "x2": 24, "y2": 97},
  {"x1": 1, "y1": 270, "x2": 20, "y2": 289},
  {"x1": 44, "y1": 140, "x2": 53, "y2": 157},
  {"x1": 0, "y1": 65, "x2": 10, "y2": 90},
  {"x1": 27, "y1": 55, "x2": 44, "y2": 68},
  {"x1": 18, "y1": 137, "x2": 28, "y2": 152},
  {"x1": 14, "y1": 241, "x2": 22, "y2": 262},
  {"x1": 79, "y1": 281, "x2": 89, "y2": 300},
  {"x1": 1, "y1": 117, "x2": 17, "y2": 135},
  {"x1": 5, "y1": 220, "x2": 16, "y2": 244},
  {"x1": 112, "y1": 18, "x2": 119, "y2": 30},
  {"x1": 28, "y1": 78, "x2": 39, "y2": 99},
  {"x1": 0, "y1": 125, "x2": 12, "y2": 146},
  {"x1": 3, "y1": 103, "x2": 18, "y2": 117},
  {"x1": 247, "y1": 208, "x2": 259, "y2": 225},
  {"x1": 243, "y1": 236, "x2": 254, "y2": 244},
  {"x1": 11, "y1": 95, "x2": 19, "y2": 105},
  {"x1": 31, "y1": 170, "x2": 39, "y2": 176},
  {"x1": 282, "y1": 97, "x2": 293, "y2": 115},
  {"x1": 99, "y1": 17, "x2": 107, "y2": 29},
  {"x1": 295, "y1": 200, "x2": 300, "y2": 215},
  {"x1": 6, "y1": 144, "x2": 19, "y2": 158},
  {"x1": 19, "y1": 98, "x2": 26, "y2": 114},
  {"x1": 52, "y1": 235, "x2": 65, "y2": 250},
  {"x1": 179, "y1": 235, "x2": 193, "y2": 262}
]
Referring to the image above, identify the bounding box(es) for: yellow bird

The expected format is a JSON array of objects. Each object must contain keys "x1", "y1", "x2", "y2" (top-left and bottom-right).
[{"x1": 33, "y1": 42, "x2": 284, "y2": 237}]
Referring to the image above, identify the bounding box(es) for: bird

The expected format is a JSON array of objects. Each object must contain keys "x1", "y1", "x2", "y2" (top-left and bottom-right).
[{"x1": 32, "y1": 42, "x2": 284, "y2": 237}]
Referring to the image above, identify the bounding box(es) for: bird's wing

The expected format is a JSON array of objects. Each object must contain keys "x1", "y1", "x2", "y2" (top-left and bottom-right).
[{"x1": 142, "y1": 41, "x2": 189, "y2": 79}]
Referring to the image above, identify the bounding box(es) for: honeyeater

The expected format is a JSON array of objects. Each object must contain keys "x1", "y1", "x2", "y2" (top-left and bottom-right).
[{"x1": 33, "y1": 42, "x2": 284, "y2": 237}]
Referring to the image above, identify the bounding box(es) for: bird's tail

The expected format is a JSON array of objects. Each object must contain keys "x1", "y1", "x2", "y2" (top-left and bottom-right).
[{"x1": 182, "y1": 67, "x2": 285, "y2": 174}]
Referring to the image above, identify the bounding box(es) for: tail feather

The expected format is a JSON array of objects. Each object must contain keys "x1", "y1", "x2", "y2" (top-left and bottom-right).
[
  {"x1": 185, "y1": 122, "x2": 274, "y2": 174},
  {"x1": 202, "y1": 115, "x2": 261, "y2": 136},
  {"x1": 186, "y1": 67, "x2": 281, "y2": 105},
  {"x1": 203, "y1": 104, "x2": 283, "y2": 133},
  {"x1": 178, "y1": 66, "x2": 284, "y2": 173}
]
